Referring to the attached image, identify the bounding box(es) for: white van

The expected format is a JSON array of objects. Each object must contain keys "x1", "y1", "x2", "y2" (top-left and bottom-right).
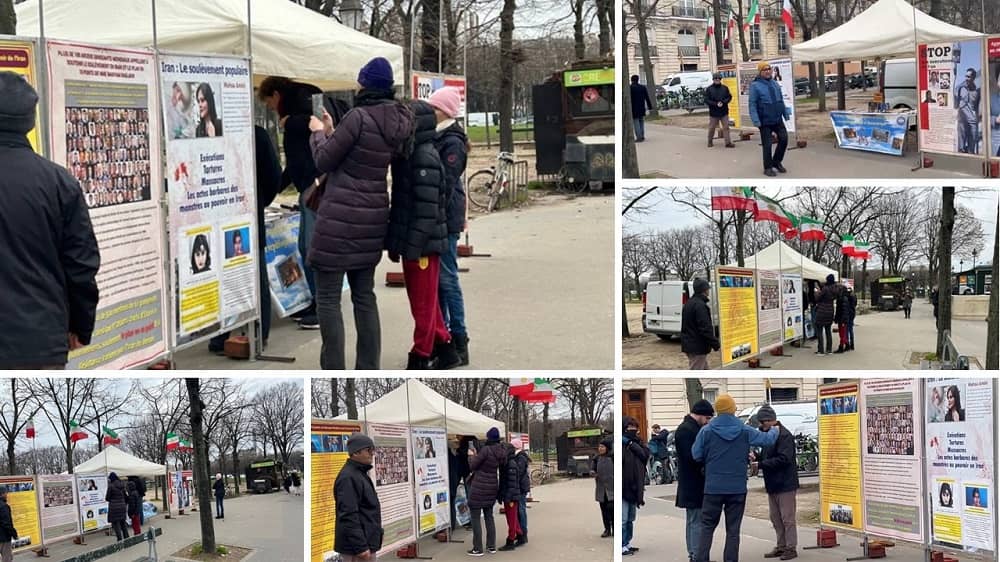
[
  {"x1": 880, "y1": 58, "x2": 917, "y2": 109},
  {"x1": 662, "y1": 71, "x2": 714, "y2": 95},
  {"x1": 738, "y1": 401, "x2": 819, "y2": 437},
  {"x1": 642, "y1": 280, "x2": 718, "y2": 340}
]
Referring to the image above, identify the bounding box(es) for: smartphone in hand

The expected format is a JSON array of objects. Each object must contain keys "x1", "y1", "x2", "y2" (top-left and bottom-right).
[{"x1": 312, "y1": 93, "x2": 325, "y2": 119}]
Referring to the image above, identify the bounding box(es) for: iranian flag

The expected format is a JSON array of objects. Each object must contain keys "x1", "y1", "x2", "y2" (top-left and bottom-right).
[
  {"x1": 26, "y1": 417, "x2": 35, "y2": 439},
  {"x1": 704, "y1": 11, "x2": 714, "y2": 52},
  {"x1": 841, "y1": 234, "x2": 856, "y2": 255},
  {"x1": 725, "y1": 5, "x2": 736, "y2": 46},
  {"x1": 782, "y1": 0, "x2": 796, "y2": 39},
  {"x1": 166, "y1": 432, "x2": 180, "y2": 451},
  {"x1": 752, "y1": 191, "x2": 794, "y2": 229},
  {"x1": 102, "y1": 426, "x2": 121, "y2": 446},
  {"x1": 744, "y1": 0, "x2": 760, "y2": 29},
  {"x1": 179, "y1": 439, "x2": 193, "y2": 452},
  {"x1": 799, "y1": 217, "x2": 826, "y2": 241},
  {"x1": 854, "y1": 241, "x2": 871, "y2": 260},
  {"x1": 711, "y1": 186, "x2": 754, "y2": 212},
  {"x1": 509, "y1": 378, "x2": 535, "y2": 397},
  {"x1": 522, "y1": 379, "x2": 557, "y2": 404},
  {"x1": 782, "y1": 214, "x2": 800, "y2": 239},
  {"x1": 70, "y1": 420, "x2": 87, "y2": 443}
]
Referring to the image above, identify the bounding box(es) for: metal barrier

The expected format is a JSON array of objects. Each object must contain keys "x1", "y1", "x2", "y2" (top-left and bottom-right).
[{"x1": 937, "y1": 330, "x2": 975, "y2": 370}]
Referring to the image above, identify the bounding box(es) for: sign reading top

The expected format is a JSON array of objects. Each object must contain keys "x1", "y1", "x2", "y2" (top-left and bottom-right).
[{"x1": 564, "y1": 68, "x2": 614, "y2": 87}]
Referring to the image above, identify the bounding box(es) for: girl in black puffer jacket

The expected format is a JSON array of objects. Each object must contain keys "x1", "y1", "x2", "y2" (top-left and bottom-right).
[{"x1": 498, "y1": 443, "x2": 524, "y2": 551}]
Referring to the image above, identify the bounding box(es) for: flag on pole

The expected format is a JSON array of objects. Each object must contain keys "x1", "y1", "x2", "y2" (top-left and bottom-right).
[
  {"x1": 102, "y1": 426, "x2": 121, "y2": 445},
  {"x1": 841, "y1": 234, "x2": 856, "y2": 255},
  {"x1": 70, "y1": 420, "x2": 87, "y2": 443},
  {"x1": 782, "y1": 214, "x2": 800, "y2": 239},
  {"x1": 745, "y1": 0, "x2": 760, "y2": 29},
  {"x1": 752, "y1": 191, "x2": 794, "y2": 229},
  {"x1": 704, "y1": 10, "x2": 715, "y2": 51},
  {"x1": 166, "y1": 432, "x2": 180, "y2": 451},
  {"x1": 854, "y1": 241, "x2": 871, "y2": 260},
  {"x1": 179, "y1": 439, "x2": 193, "y2": 452},
  {"x1": 799, "y1": 217, "x2": 826, "y2": 241},
  {"x1": 522, "y1": 379, "x2": 557, "y2": 404},
  {"x1": 509, "y1": 378, "x2": 535, "y2": 397},
  {"x1": 26, "y1": 417, "x2": 35, "y2": 439},
  {"x1": 711, "y1": 186, "x2": 755, "y2": 211},
  {"x1": 782, "y1": 0, "x2": 796, "y2": 38},
  {"x1": 725, "y1": 5, "x2": 737, "y2": 47}
]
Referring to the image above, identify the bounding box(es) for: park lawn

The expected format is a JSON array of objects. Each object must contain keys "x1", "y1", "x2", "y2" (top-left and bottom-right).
[{"x1": 467, "y1": 124, "x2": 534, "y2": 144}]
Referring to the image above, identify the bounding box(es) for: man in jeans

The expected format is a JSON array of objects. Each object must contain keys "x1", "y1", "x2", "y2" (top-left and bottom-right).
[
  {"x1": 622, "y1": 416, "x2": 649, "y2": 556},
  {"x1": 752, "y1": 405, "x2": 800, "y2": 560},
  {"x1": 630, "y1": 75, "x2": 653, "y2": 142},
  {"x1": 693, "y1": 395, "x2": 778, "y2": 562},
  {"x1": 674, "y1": 400, "x2": 715, "y2": 562}
]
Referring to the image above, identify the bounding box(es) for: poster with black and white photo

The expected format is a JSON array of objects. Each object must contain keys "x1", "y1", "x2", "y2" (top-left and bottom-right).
[
  {"x1": 366, "y1": 422, "x2": 416, "y2": 556},
  {"x1": 919, "y1": 40, "x2": 986, "y2": 156}
]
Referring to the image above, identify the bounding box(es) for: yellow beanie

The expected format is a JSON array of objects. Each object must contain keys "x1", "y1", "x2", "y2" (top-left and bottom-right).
[
  {"x1": 757, "y1": 61, "x2": 771, "y2": 72},
  {"x1": 715, "y1": 394, "x2": 737, "y2": 415}
]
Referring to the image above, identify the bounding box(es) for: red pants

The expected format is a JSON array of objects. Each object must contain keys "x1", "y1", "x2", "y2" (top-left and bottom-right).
[
  {"x1": 403, "y1": 256, "x2": 451, "y2": 357},
  {"x1": 131, "y1": 514, "x2": 141, "y2": 535},
  {"x1": 838, "y1": 323, "x2": 849, "y2": 347},
  {"x1": 504, "y1": 501, "x2": 522, "y2": 540}
]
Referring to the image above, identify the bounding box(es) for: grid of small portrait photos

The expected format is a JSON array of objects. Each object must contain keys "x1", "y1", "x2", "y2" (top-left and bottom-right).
[{"x1": 64, "y1": 106, "x2": 152, "y2": 209}]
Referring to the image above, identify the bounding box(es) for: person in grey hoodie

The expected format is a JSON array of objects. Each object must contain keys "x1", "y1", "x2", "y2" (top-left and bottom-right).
[{"x1": 692, "y1": 394, "x2": 778, "y2": 562}]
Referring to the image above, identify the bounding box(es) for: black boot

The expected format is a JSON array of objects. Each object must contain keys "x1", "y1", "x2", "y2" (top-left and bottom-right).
[
  {"x1": 407, "y1": 352, "x2": 433, "y2": 370},
  {"x1": 849, "y1": 342, "x2": 855, "y2": 351},
  {"x1": 499, "y1": 539, "x2": 517, "y2": 551},
  {"x1": 834, "y1": 344, "x2": 845, "y2": 354},
  {"x1": 432, "y1": 340, "x2": 461, "y2": 370},
  {"x1": 452, "y1": 333, "x2": 470, "y2": 366},
  {"x1": 516, "y1": 533, "x2": 527, "y2": 546}
]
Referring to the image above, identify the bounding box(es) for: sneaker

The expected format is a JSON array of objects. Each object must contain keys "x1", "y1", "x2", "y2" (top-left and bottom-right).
[
  {"x1": 629, "y1": 546, "x2": 640, "y2": 552},
  {"x1": 780, "y1": 548, "x2": 798, "y2": 560},
  {"x1": 764, "y1": 546, "x2": 786, "y2": 558},
  {"x1": 298, "y1": 314, "x2": 320, "y2": 330},
  {"x1": 487, "y1": 547, "x2": 497, "y2": 554},
  {"x1": 467, "y1": 549, "x2": 484, "y2": 557},
  {"x1": 775, "y1": 164, "x2": 787, "y2": 173},
  {"x1": 623, "y1": 548, "x2": 635, "y2": 557},
  {"x1": 764, "y1": 168, "x2": 777, "y2": 177},
  {"x1": 499, "y1": 542, "x2": 517, "y2": 552},
  {"x1": 725, "y1": 143, "x2": 736, "y2": 148}
]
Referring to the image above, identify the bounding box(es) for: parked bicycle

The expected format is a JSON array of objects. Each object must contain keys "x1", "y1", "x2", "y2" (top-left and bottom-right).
[
  {"x1": 467, "y1": 151, "x2": 516, "y2": 213},
  {"x1": 530, "y1": 462, "x2": 554, "y2": 486}
]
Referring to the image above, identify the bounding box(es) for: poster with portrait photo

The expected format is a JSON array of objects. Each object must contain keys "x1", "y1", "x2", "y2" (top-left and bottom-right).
[
  {"x1": 756, "y1": 270, "x2": 782, "y2": 351},
  {"x1": 39, "y1": 475, "x2": 80, "y2": 544},
  {"x1": 412, "y1": 426, "x2": 450, "y2": 534},
  {"x1": 164, "y1": 81, "x2": 224, "y2": 140},
  {"x1": 919, "y1": 40, "x2": 986, "y2": 156},
  {"x1": 988, "y1": 36, "x2": 1000, "y2": 158},
  {"x1": 76, "y1": 472, "x2": 109, "y2": 532},
  {"x1": 365, "y1": 422, "x2": 416, "y2": 557}
]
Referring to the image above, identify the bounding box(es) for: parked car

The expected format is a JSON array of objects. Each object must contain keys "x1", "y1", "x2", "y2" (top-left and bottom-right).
[
  {"x1": 738, "y1": 401, "x2": 819, "y2": 438},
  {"x1": 794, "y1": 77, "x2": 811, "y2": 96},
  {"x1": 642, "y1": 280, "x2": 718, "y2": 339},
  {"x1": 661, "y1": 71, "x2": 714, "y2": 95},
  {"x1": 880, "y1": 58, "x2": 917, "y2": 109}
]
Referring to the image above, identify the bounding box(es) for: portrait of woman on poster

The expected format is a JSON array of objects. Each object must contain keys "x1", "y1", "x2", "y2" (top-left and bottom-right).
[
  {"x1": 425, "y1": 439, "x2": 436, "y2": 458},
  {"x1": 940, "y1": 483, "x2": 953, "y2": 507},
  {"x1": 195, "y1": 83, "x2": 223, "y2": 138},
  {"x1": 945, "y1": 385, "x2": 965, "y2": 421},
  {"x1": 191, "y1": 234, "x2": 212, "y2": 274},
  {"x1": 231, "y1": 230, "x2": 246, "y2": 257}
]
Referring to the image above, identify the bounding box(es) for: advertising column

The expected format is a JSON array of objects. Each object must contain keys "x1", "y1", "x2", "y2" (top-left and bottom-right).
[
  {"x1": 780, "y1": 273, "x2": 802, "y2": 341},
  {"x1": 988, "y1": 36, "x2": 1000, "y2": 159},
  {"x1": 716, "y1": 266, "x2": 758, "y2": 366},
  {"x1": 756, "y1": 269, "x2": 782, "y2": 351},
  {"x1": 311, "y1": 419, "x2": 363, "y2": 562},
  {"x1": 76, "y1": 473, "x2": 109, "y2": 532},
  {"x1": 159, "y1": 55, "x2": 258, "y2": 347},
  {"x1": 38, "y1": 475, "x2": 81, "y2": 545},
  {"x1": 925, "y1": 378, "x2": 995, "y2": 553},
  {"x1": 412, "y1": 426, "x2": 450, "y2": 535},
  {"x1": 859, "y1": 379, "x2": 924, "y2": 543},
  {"x1": 918, "y1": 40, "x2": 987, "y2": 156},
  {"x1": 818, "y1": 382, "x2": 863, "y2": 531},
  {"x1": 0, "y1": 476, "x2": 42, "y2": 553},
  {"x1": 0, "y1": 38, "x2": 41, "y2": 151},
  {"x1": 366, "y1": 422, "x2": 417, "y2": 556},
  {"x1": 46, "y1": 40, "x2": 167, "y2": 369}
]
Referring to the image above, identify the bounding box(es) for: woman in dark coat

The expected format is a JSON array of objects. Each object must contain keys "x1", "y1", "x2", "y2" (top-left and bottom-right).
[
  {"x1": 814, "y1": 274, "x2": 839, "y2": 355},
  {"x1": 498, "y1": 443, "x2": 522, "y2": 551},
  {"x1": 466, "y1": 428, "x2": 505, "y2": 555},
  {"x1": 594, "y1": 438, "x2": 614, "y2": 538},
  {"x1": 126, "y1": 479, "x2": 142, "y2": 535},
  {"x1": 105, "y1": 472, "x2": 129, "y2": 541}
]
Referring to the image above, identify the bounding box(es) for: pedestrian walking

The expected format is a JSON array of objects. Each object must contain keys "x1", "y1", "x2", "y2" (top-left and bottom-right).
[
  {"x1": 0, "y1": 489, "x2": 17, "y2": 562},
  {"x1": 307, "y1": 57, "x2": 413, "y2": 370},
  {"x1": 752, "y1": 405, "x2": 800, "y2": 561},
  {"x1": 512, "y1": 438, "x2": 531, "y2": 545},
  {"x1": 931, "y1": 287, "x2": 940, "y2": 320},
  {"x1": 213, "y1": 473, "x2": 226, "y2": 519},
  {"x1": 467, "y1": 429, "x2": 505, "y2": 556},
  {"x1": 429, "y1": 87, "x2": 471, "y2": 366},
  {"x1": 705, "y1": 73, "x2": 735, "y2": 148},
  {"x1": 814, "y1": 274, "x2": 839, "y2": 355},
  {"x1": 498, "y1": 442, "x2": 523, "y2": 551},
  {"x1": 681, "y1": 278, "x2": 720, "y2": 369},
  {"x1": 902, "y1": 289, "x2": 913, "y2": 319},
  {"x1": 128, "y1": 476, "x2": 147, "y2": 525},
  {"x1": 291, "y1": 471, "x2": 303, "y2": 496},
  {"x1": 126, "y1": 479, "x2": 142, "y2": 535},
  {"x1": 630, "y1": 75, "x2": 653, "y2": 142},
  {"x1": 692, "y1": 395, "x2": 779, "y2": 562},
  {"x1": 335, "y1": 433, "x2": 383, "y2": 562},
  {"x1": 622, "y1": 416, "x2": 649, "y2": 557},
  {"x1": 594, "y1": 438, "x2": 614, "y2": 538},
  {"x1": 0, "y1": 72, "x2": 100, "y2": 369},
  {"x1": 284, "y1": 474, "x2": 293, "y2": 494},
  {"x1": 674, "y1": 400, "x2": 715, "y2": 562},
  {"x1": 748, "y1": 62, "x2": 791, "y2": 177},
  {"x1": 105, "y1": 472, "x2": 130, "y2": 541},
  {"x1": 387, "y1": 99, "x2": 460, "y2": 370}
]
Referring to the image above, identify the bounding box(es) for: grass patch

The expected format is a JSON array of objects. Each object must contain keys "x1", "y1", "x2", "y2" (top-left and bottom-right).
[
  {"x1": 179, "y1": 542, "x2": 250, "y2": 561},
  {"x1": 923, "y1": 352, "x2": 939, "y2": 361},
  {"x1": 467, "y1": 125, "x2": 534, "y2": 144}
]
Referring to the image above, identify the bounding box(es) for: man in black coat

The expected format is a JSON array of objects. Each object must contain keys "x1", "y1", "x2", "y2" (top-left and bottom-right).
[
  {"x1": 814, "y1": 274, "x2": 839, "y2": 355},
  {"x1": 630, "y1": 75, "x2": 653, "y2": 142},
  {"x1": 335, "y1": 433, "x2": 383, "y2": 562},
  {"x1": 753, "y1": 405, "x2": 800, "y2": 561},
  {"x1": 705, "y1": 73, "x2": 735, "y2": 148},
  {"x1": 0, "y1": 72, "x2": 100, "y2": 369},
  {"x1": 674, "y1": 399, "x2": 715, "y2": 562},
  {"x1": 681, "y1": 278, "x2": 720, "y2": 370},
  {"x1": 622, "y1": 416, "x2": 649, "y2": 557},
  {"x1": 0, "y1": 489, "x2": 17, "y2": 562}
]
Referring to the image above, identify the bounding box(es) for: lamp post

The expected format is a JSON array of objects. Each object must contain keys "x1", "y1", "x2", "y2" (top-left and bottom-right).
[
  {"x1": 339, "y1": 0, "x2": 363, "y2": 31},
  {"x1": 972, "y1": 249, "x2": 978, "y2": 269}
]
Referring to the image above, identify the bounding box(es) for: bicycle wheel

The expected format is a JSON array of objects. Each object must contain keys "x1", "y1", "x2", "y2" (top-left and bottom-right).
[
  {"x1": 530, "y1": 468, "x2": 546, "y2": 486},
  {"x1": 467, "y1": 169, "x2": 496, "y2": 211}
]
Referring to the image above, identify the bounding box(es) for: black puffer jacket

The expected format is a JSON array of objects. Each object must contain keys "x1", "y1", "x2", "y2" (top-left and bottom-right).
[
  {"x1": 334, "y1": 459, "x2": 384, "y2": 556},
  {"x1": 499, "y1": 444, "x2": 522, "y2": 502},
  {"x1": 0, "y1": 498, "x2": 16, "y2": 542},
  {"x1": 105, "y1": 477, "x2": 128, "y2": 523},
  {"x1": 623, "y1": 416, "x2": 649, "y2": 506},
  {"x1": 433, "y1": 122, "x2": 468, "y2": 234},
  {"x1": 681, "y1": 294, "x2": 719, "y2": 355},
  {"x1": 514, "y1": 450, "x2": 531, "y2": 496},
  {"x1": 468, "y1": 439, "x2": 505, "y2": 509},
  {"x1": 0, "y1": 131, "x2": 100, "y2": 368},
  {"x1": 816, "y1": 282, "x2": 840, "y2": 326},
  {"x1": 278, "y1": 81, "x2": 322, "y2": 193},
  {"x1": 126, "y1": 481, "x2": 143, "y2": 518},
  {"x1": 386, "y1": 101, "x2": 448, "y2": 261}
]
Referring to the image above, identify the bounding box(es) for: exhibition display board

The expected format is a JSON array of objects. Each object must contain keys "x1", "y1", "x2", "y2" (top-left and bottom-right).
[
  {"x1": 716, "y1": 266, "x2": 759, "y2": 366},
  {"x1": 736, "y1": 58, "x2": 796, "y2": 133},
  {"x1": 411, "y1": 71, "x2": 467, "y2": 118},
  {"x1": 989, "y1": 36, "x2": 1000, "y2": 159},
  {"x1": 366, "y1": 422, "x2": 417, "y2": 557},
  {"x1": 76, "y1": 472, "x2": 109, "y2": 532},
  {"x1": 780, "y1": 273, "x2": 803, "y2": 341},
  {"x1": 412, "y1": 426, "x2": 451, "y2": 535},
  {"x1": 311, "y1": 419, "x2": 363, "y2": 562},
  {"x1": 756, "y1": 269, "x2": 782, "y2": 352},
  {"x1": 818, "y1": 381, "x2": 863, "y2": 531},
  {"x1": 716, "y1": 64, "x2": 741, "y2": 128},
  {"x1": 925, "y1": 378, "x2": 995, "y2": 553},
  {"x1": 38, "y1": 475, "x2": 81, "y2": 545},
  {"x1": 918, "y1": 40, "x2": 988, "y2": 157},
  {"x1": 264, "y1": 211, "x2": 312, "y2": 318},
  {"x1": 46, "y1": 40, "x2": 169, "y2": 370},
  {"x1": 160, "y1": 54, "x2": 258, "y2": 347},
  {"x1": 0, "y1": 476, "x2": 42, "y2": 553},
  {"x1": 830, "y1": 111, "x2": 910, "y2": 155},
  {"x1": 860, "y1": 379, "x2": 925, "y2": 543},
  {"x1": 168, "y1": 470, "x2": 194, "y2": 516},
  {"x1": 0, "y1": 37, "x2": 42, "y2": 151}
]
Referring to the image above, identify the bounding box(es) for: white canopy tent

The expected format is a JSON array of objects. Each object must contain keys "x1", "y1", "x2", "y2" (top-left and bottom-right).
[
  {"x1": 336, "y1": 379, "x2": 506, "y2": 438},
  {"x1": 74, "y1": 445, "x2": 166, "y2": 477},
  {"x1": 15, "y1": 0, "x2": 404, "y2": 90},
  {"x1": 791, "y1": 0, "x2": 982, "y2": 62},
  {"x1": 728, "y1": 241, "x2": 838, "y2": 281}
]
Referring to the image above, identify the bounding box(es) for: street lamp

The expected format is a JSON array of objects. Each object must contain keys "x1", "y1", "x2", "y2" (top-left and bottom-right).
[
  {"x1": 481, "y1": 404, "x2": 493, "y2": 419},
  {"x1": 972, "y1": 249, "x2": 978, "y2": 269},
  {"x1": 339, "y1": 0, "x2": 363, "y2": 31},
  {"x1": 960, "y1": 259, "x2": 964, "y2": 272}
]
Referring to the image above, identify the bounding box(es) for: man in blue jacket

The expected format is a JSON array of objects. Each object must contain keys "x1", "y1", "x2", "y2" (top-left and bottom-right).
[
  {"x1": 692, "y1": 394, "x2": 779, "y2": 562},
  {"x1": 748, "y1": 62, "x2": 792, "y2": 177}
]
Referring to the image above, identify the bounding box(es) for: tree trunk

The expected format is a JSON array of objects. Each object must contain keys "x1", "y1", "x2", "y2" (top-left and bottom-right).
[
  {"x1": 621, "y1": 11, "x2": 640, "y2": 177},
  {"x1": 818, "y1": 62, "x2": 827, "y2": 111},
  {"x1": 231, "y1": 441, "x2": 240, "y2": 496},
  {"x1": 65, "y1": 442, "x2": 74, "y2": 474},
  {"x1": 987, "y1": 215, "x2": 998, "y2": 370},
  {"x1": 936, "y1": 187, "x2": 955, "y2": 358},
  {"x1": 420, "y1": 0, "x2": 442, "y2": 72},
  {"x1": 330, "y1": 379, "x2": 340, "y2": 417},
  {"x1": 622, "y1": 291, "x2": 631, "y2": 337},
  {"x1": 0, "y1": 0, "x2": 14, "y2": 35},
  {"x1": 713, "y1": 0, "x2": 725, "y2": 68},
  {"x1": 345, "y1": 379, "x2": 358, "y2": 420},
  {"x1": 632, "y1": 2, "x2": 659, "y2": 118},
  {"x1": 541, "y1": 402, "x2": 550, "y2": 465},
  {"x1": 735, "y1": 210, "x2": 746, "y2": 266},
  {"x1": 186, "y1": 379, "x2": 216, "y2": 554},
  {"x1": 573, "y1": 0, "x2": 586, "y2": 60},
  {"x1": 684, "y1": 379, "x2": 704, "y2": 409},
  {"x1": 737, "y1": 0, "x2": 750, "y2": 62},
  {"x1": 6, "y1": 439, "x2": 15, "y2": 475},
  {"x1": 498, "y1": 0, "x2": 516, "y2": 153},
  {"x1": 597, "y1": 0, "x2": 613, "y2": 56}
]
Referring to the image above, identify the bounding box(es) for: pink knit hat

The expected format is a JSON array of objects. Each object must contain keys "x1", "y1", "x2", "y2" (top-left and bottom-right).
[{"x1": 428, "y1": 87, "x2": 462, "y2": 119}]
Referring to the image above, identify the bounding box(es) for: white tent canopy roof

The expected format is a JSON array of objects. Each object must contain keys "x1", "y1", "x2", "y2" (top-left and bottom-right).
[
  {"x1": 74, "y1": 445, "x2": 166, "y2": 477},
  {"x1": 727, "y1": 241, "x2": 838, "y2": 281},
  {"x1": 791, "y1": 0, "x2": 981, "y2": 62},
  {"x1": 15, "y1": 0, "x2": 404, "y2": 90},
  {"x1": 336, "y1": 379, "x2": 506, "y2": 438}
]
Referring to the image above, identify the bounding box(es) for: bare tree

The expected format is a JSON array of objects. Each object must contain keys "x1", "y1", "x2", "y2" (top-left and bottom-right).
[
  {"x1": 936, "y1": 187, "x2": 955, "y2": 358},
  {"x1": 684, "y1": 379, "x2": 705, "y2": 409},
  {"x1": 253, "y1": 382, "x2": 304, "y2": 467},
  {"x1": 186, "y1": 379, "x2": 217, "y2": 554},
  {"x1": 621, "y1": 7, "x2": 639, "y2": 178},
  {"x1": 220, "y1": 403, "x2": 254, "y2": 495},
  {"x1": 552, "y1": 379, "x2": 612, "y2": 425},
  {"x1": 131, "y1": 380, "x2": 190, "y2": 468},
  {"x1": 626, "y1": 0, "x2": 660, "y2": 118},
  {"x1": 0, "y1": 379, "x2": 38, "y2": 475},
  {"x1": 498, "y1": 0, "x2": 517, "y2": 152}
]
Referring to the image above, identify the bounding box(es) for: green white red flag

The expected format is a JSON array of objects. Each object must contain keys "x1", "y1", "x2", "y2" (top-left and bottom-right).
[
  {"x1": 782, "y1": 0, "x2": 796, "y2": 38},
  {"x1": 726, "y1": 5, "x2": 736, "y2": 46},
  {"x1": 26, "y1": 417, "x2": 35, "y2": 439},
  {"x1": 70, "y1": 420, "x2": 87, "y2": 443},
  {"x1": 509, "y1": 378, "x2": 535, "y2": 397},
  {"x1": 166, "y1": 432, "x2": 179, "y2": 451},
  {"x1": 711, "y1": 186, "x2": 755, "y2": 212},
  {"x1": 179, "y1": 439, "x2": 193, "y2": 452},
  {"x1": 704, "y1": 10, "x2": 715, "y2": 51},
  {"x1": 853, "y1": 241, "x2": 871, "y2": 260},
  {"x1": 745, "y1": 0, "x2": 760, "y2": 29},
  {"x1": 102, "y1": 426, "x2": 121, "y2": 445},
  {"x1": 841, "y1": 234, "x2": 856, "y2": 255},
  {"x1": 799, "y1": 217, "x2": 826, "y2": 241},
  {"x1": 521, "y1": 379, "x2": 557, "y2": 404},
  {"x1": 752, "y1": 191, "x2": 795, "y2": 230}
]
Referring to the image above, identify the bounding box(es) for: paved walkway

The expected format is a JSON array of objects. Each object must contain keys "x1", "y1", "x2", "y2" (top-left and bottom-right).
[
  {"x1": 636, "y1": 124, "x2": 985, "y2": 178},
  {"x1": 18, "y1": 492, "x2": 303, "y2": 562}
]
